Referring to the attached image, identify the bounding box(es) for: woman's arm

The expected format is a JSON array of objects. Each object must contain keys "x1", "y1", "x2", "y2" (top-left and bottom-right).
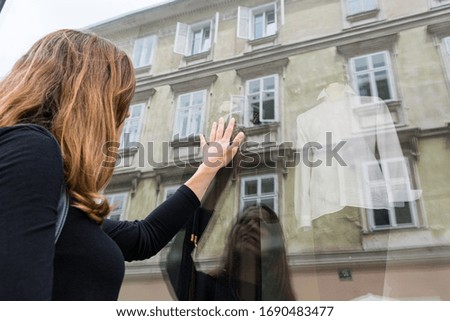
[
  {"x1": 103, "y1": 118, "x2": 244, "y2": 261},
  {"x1": 0, "y1": 126, "x2": 63, "y2": 300}
]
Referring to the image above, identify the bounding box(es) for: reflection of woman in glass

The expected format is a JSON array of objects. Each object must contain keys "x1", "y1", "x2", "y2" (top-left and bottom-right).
[{"x1": 166, "y1": 172, "x2": 295, "y2": 300}]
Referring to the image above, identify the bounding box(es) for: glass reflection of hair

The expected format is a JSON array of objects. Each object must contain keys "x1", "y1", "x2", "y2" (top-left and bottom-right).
[{"x1": 213, "y1": 204, "x2": 296, "y2": 300}]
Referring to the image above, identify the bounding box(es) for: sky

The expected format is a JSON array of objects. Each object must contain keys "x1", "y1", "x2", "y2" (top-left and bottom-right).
[{"x1": 0, "y1": 0, "x2": 171, "y2": 77}]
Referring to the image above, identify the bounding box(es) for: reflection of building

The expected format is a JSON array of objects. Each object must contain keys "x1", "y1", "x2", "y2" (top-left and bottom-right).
[{"x1": 88, "y1": 0, "x2": 450, "y2": 300}]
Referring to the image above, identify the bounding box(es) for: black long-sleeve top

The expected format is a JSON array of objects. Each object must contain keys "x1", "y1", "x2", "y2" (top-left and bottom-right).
[{"x1": 0, "y1": 125, "x2": 200, "y2": 300}]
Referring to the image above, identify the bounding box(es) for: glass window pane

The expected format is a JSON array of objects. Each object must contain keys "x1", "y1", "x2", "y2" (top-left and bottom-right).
[
  {"x1": 245, "y1": 180, "x2": 258, "y2": 195},
  {"x1": 373, "y1": 209, "x2": 390, "y2": 226},
  {"x1": 347, "y1": 0, "x2": 362, "y2": 15},
  {"x1": 178, "y1": 109, "x2": 189, "y2": 137},
  {"x1": 375, "y1": 70, "x2": 391, "y2": 100},
  {"x1": 266, "y1": 10, "x2": 275, "y2": 24},
  {"x1": 179, "y1": 94, "x2": 191, "y2": 107},
  {"x1": 243, "y1": 199, "x2": 258, "y2": 210},
  {"x1": 354, "y1": 57, "x2": 369, "y2": 72},
  {"x1": 131, "y1": 105, "x2": 142, "y2": 117},
  {"x1": 262, "y1": 98, "x2": 275, "y2": 120},
  {"x1": 254, "y1": 13, "x2": 264, "y2": 39},
  {"x1": 249, "y1": 80, "x2": 260, "y2": 93},
  {"x1": 192, "y1": 91, "x2": 204, "y2": 105},
  {"x1": 263, "y1": 77, "x2": 275, "y2": 90},
  {"x1": 372, "y1": 53, "x2": 386, "y2": 68},
  {"x1": 364, "y1": 0, "x2": 377, "y2": 11},
  {"x1": 266, "y1": 9, "x2": 276, "y2": 36},
  {"x1": 191, "y1": 110, "x2": 202, "y2": 135},
  {"x1": 261, "y1": 177, "x2": 275, "y2": 194},
  {"x1": 357, "y1": 74, "x2": 372, "y2": 96},
  {"x1": 260, "y1": 198, "x2": 275, "y2": 211},
  {"x1": 191, "y1": 30, "x2": 202, "y2": 55},
  {"x1": 395, "y1": 203, "x2": 413, "y2": 225}
]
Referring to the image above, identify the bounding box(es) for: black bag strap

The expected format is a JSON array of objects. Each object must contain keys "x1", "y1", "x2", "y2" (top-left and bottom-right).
[{"x1": 55, "y1": 184, "x2": 69, "y2": 243}]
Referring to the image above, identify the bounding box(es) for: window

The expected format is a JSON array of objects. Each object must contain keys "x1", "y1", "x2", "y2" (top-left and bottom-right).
[
  {"x1": 106, "y1": 193, "x2": 128, "y2": 221},
  {"x1": 350, "y1": 51, "x2": 396, "y2": 101},
  {"x1": 132, "y1": 35, "x2": 156, "y2": 68},
  {"x1": 346, "y1": 0, "x2": 378, "y2": 15},
  {"x1": 237, "y1": 0, "x2": 284, "y2": 40},
  {"x1": 120, "y1": 103, "x2": 144, "y2": 148},
  {"x1": 363, "y1": 158, "x2": 418, "y2": 231},
  {"x1": 174, "y1": 13, "x2": 219, "y2": 57},
  {"x1": 245, "y1": 75, "x2": 278, "y2": 126},
  {"x1": 241, "y1": 174, "x2": 278, "y2": 212},
  {"x1": 174, "y1": 90, "x2": 206, "y2": 138}
]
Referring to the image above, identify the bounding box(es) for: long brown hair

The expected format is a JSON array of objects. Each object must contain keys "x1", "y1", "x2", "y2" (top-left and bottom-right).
[
  {"x1": 215, "y1": 205, "x2": 296, "y2": 300},
  {"x1": 0, "y1": 29, "x2": 135, "y2": 223}
]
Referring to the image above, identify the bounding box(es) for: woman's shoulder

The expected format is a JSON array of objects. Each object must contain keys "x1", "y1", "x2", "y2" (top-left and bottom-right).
[
  {"x1": 0, "y1": 123, "x2": 55, "y2": 140},
  {"x1": 0, "y1": 124, "x2": 62, "y2": 167},
  {"x1": 0, "y1": 123, "x2": 59, "y2": 148}
]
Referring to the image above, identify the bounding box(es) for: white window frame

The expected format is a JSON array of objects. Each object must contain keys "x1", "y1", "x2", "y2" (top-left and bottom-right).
[
  {"x1": 237, "y1": 0, "x2": 284, "y2": 41},
  {"x1": 174, "y1": 13, "x2": 219, "y2": 57},
  {"x1": 243, "y1": 74, "x2": 279, "y2": 126},
  {"x1": 350, "y1": 51, "x2": 397, "y2": 102},
  {"x1": 120, "y1": 103, "x2": 145, "y2": 148},
  {"x1": 106, "y1": 192, "x2": 129, "y2": 221},
  {"x1": 240, "y1": 174, "x2": 278, "y2": 213},
  {"x1": 173, "y1": 90, "x2": 207, "y2": 139},
  {"x1": 346, "y1": 0, "x2": 378, "y2": 16},
  {"x1": 363, "y1": 158, "x2": 418, "y2": 231},
  {"x1": 132, "y1": 35, "x2": 157, "y2": 68}
]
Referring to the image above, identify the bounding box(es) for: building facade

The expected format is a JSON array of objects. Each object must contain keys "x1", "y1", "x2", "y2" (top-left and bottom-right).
[{"x1": 88, "y1": 0, "x2": 450, "y2": 300}]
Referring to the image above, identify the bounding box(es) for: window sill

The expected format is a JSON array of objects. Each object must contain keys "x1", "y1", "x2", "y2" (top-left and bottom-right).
[
  {"x1": 170, "y1": 135, "x2": 201, "y2": 148},
  {"x1": 241, "y1": 122, "x2": 279, "y2": 136},
  {"x1": 180, "y1": 50, "x2": 212, "y2": 68},
  {"x1": 249, "y1": 33, "x2": 278, "y2": 46},
  {"x1": 134, "y1": 65, "x2": 152, "y2": 77},
  {"x1": 247, "y1": 33, "x2": 279, "y2": 52},
  {"x1": 184, "y1": 50, "x2": 211, "y2": 62},
  {"x1": 346, "y1": 8, "x2": 380, "y2": 23}
]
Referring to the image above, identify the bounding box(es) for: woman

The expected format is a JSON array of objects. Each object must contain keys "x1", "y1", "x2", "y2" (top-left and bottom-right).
[
  {"x1": 166, "y1": 197, "x2": 296, "y2": 300},
  {"x1": 0, "y1": 29, "x2": 244, "y2": 300}
]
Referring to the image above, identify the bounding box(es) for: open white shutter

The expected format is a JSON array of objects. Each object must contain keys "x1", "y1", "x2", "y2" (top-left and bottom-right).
[
  {"x1": 276, "y1": 0, "x2": 285, "y2": 28},
  {"x1": 237, "y1": 6, "x2": 250, "y2": 39},
  {"x1": 174, "y1": 22, "x2": 189, "y2": 55},
  {"x1": 213, "y1": 12, "x2": 219, "y2": 44}
]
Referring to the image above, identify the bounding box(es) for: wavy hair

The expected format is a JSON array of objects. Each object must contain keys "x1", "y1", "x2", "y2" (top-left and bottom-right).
[
  {"x1": 214, "y1": 205, "x2": 296, "y2": 300},
  {"x1": 0, "y1": 29, "x2": 135, "y2": 223}
]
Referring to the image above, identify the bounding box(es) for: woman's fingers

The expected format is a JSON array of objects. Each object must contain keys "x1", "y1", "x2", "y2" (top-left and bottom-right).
[
  {"x1": 222, "y1": 117, "x2": 236, "y2": 142},
  {"x1": 209, "y1": 121, "x2": 217, "y2": 142},
  {"x1": 215, "y1": 117, "x2": 225, "y2": 140}
]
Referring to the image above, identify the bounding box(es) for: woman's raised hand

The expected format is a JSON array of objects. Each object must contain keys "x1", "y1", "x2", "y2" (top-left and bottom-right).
[{"x1": 199, "y1": 117, "x2": 245, "y2": 173}]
